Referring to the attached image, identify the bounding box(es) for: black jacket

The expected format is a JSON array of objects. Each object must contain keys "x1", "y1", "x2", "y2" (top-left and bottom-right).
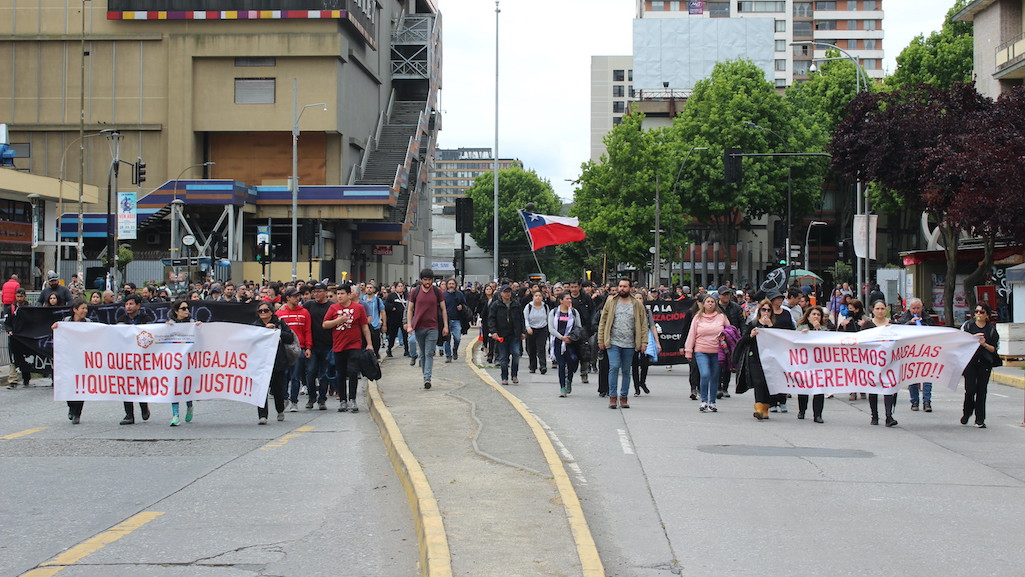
[
  {"x1": 732, "y1": 334, "x2": 766, "y2": 396},
  {"x1": 488, "y1": 297, "x2": 523, "y2": 339},
  {"x1": 255, "y1": 315, "x2": 296, "y2": 372}
]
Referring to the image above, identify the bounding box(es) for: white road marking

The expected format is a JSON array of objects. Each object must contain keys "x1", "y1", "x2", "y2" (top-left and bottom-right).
[
  {"x1": 990, "y1": 393, "x2": 1009, "y2": 398},
  {"x1": 618, "y1": 428, "x2": 635, "y2": 455},
  {"x1": 532, "y1": 413, "x2": 588, "y2": 484}
]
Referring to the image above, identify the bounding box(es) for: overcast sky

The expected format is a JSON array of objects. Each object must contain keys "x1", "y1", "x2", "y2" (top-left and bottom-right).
[{"x1": 435, "y1": 0, "x2": 953, "y2": 202}]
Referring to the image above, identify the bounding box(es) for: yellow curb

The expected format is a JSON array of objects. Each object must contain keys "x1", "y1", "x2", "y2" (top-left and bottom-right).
[
  {"x1": 367, "y1": 378, "x2": 452, "y2": 577},
  {"x1": 991, "y1": 370, "x2": 1025, "y2": 390},
  {"x1": 463, "y1": 338, "x2": 605, "y2": 577},
  {"x1": 21, "y1": 511, "x2": 164, "y2": 577}
]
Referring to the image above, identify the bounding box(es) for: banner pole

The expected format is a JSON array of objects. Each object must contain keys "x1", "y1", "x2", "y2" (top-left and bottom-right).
[{"x1": 516, "y1": 210, "x2": 545, "y2": 279}]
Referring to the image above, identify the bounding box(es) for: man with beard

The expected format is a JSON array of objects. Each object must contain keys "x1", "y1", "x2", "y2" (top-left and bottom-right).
[
  {"x1": 597, "y1": 279, "x2": 649, "y2": 409},
  {"x1": 406, "y1": 269, "x2": 448, "y2": 390}
]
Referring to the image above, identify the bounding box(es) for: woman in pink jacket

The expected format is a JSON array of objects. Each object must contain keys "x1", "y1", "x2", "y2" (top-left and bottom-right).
[{"x1": 685, "y1": 293, "x2": 729, "y2": 413}]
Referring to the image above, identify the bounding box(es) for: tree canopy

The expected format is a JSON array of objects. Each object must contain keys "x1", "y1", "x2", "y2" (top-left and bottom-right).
[{"x1": 885, "y1": 0, "x2": 973, "y2": 90}]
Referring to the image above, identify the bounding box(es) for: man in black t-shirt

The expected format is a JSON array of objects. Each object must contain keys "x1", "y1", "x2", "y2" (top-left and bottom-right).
[{"x1": 303, "y1": 283, "x2": 336, "y2": 410}]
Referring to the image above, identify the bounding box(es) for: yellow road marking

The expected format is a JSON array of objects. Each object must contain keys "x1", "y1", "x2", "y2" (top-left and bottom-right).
[
  {"x1": 21, "y1": 511, "x2": 164, "y2": 577},
  {"x1": 261, "y1": 425, "x2": 314, "y2": 450},
  {"x1": 1, "y1": 427, "x2": 47, "y2": 440}
]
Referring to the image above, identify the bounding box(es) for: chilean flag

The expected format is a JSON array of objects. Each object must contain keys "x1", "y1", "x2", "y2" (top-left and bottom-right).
[{"x1": 520, "y1": 211, "x2": 586, "y2": 251}]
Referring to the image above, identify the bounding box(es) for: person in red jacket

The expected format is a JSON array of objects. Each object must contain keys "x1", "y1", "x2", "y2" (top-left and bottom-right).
[
  {"x1": 2, "y1": 273, "x2": 21, "y2": 314},
  {"x1": 276, "y1": 287, "x2": 313, "y2": 412}
]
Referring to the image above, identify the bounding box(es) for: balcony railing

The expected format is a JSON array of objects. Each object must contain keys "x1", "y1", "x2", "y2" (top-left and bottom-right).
[{"x1": 996, "y1": 30, "x2": 1025, "y2": 72}]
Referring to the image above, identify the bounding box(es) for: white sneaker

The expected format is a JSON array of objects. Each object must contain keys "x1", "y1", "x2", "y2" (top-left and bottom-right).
[
  {"x1": 288, "y1": 402, "x2": 299, "y2": 412},
  {"x1": 709, "y1": 404, "x2": 718, "y2": 412},
  {"x1": 699, "y1": 403, "x2": 708, "y2": 412},
  {"x1": 277, "y1": 412, "x2": 285, "y2": 421}
]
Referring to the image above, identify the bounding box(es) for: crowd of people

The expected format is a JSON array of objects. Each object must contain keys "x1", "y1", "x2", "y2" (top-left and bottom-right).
[{"x1": 0, "y1": 269, "x2": 1001, "y2": 431}]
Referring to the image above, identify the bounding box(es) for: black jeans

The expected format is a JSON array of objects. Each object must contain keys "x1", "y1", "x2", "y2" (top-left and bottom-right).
[
  {"x1": 868, "y1": 393, "x2": 896, "y2": 418},
  {"x1": 258, "y1": 368, "x2": 287, "y2": 418},
  {"x1": 333, "y1": 348, "x2": 361, "y2": 401},
  {"x1": 124, "y1": 402, "x2": 149, "y2": 419},
  {"x1": 797, "y1": 394, "x2": 824, "y2": 417},
  {"x1": 632, "y1": 351, "x2": 650, "y2": 393},
  {"x1": 962, "y1": 362, "x2": 991, "y2": 424},
  {"x1": 525, "y1": 326, "x2": 549, "y2": 372}
]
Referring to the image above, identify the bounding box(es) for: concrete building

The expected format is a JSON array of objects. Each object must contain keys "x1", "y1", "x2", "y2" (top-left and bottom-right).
[
  {"x1": 430, "y1": 148, "x2": 521, "y2": 207},
  {"x1": 953, "y1": 0, "x2": 1025, "y2": 98},
  {"x1": 0, "y1": 0, "x2": 440, "y2": 287}
]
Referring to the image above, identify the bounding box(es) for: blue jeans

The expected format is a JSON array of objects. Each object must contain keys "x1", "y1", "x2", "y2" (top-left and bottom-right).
[
  {"x1": 607, "y1": 345, "x2": 634, "y2": 398},
  {"x1": 908, "y1": 382, "x2": 932, "y2": 405},
  {"x1": 695, "y1": 352, "x2": 721, "y2": 405},
  {"x1": 414, "y1": 328, "x2": 438, "y2": 383},
  {"x1": 443, "y1": 319, "x2": 462, "y2": 357},
  {"x1": 288, "y1": 354, "x2": 307, "y2": 403},
  {"x1": 305, "y1": 348, "x2": 334, "y2": 403},
  {"x1": 554, "y1": 341, "x2": 579, "y2": 389},
  {"x1": 496, "y1": 336, "x2": 522, "y2": 381}
]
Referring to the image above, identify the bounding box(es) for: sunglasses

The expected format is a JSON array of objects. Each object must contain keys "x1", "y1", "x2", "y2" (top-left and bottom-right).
[
  {"x1": 975, "y1": 309, "x2": 986, "y2": 314},
  {"x1": 178, "y1": 305, "x2": 190, "y2": 311},
  {"x1": 760, "y1": 307, "x2": 771, "y2": 312},
  {"x1": 258, "y1": 308, "x2": 272, "y2": 313}
]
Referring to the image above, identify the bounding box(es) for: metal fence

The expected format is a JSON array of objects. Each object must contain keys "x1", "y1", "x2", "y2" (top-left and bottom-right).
[{"x1": 58, "y1": 259, "x2": 231, "y2": 291}]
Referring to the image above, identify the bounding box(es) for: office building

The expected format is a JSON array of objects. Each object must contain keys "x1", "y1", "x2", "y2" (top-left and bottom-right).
[{"x1": 431, "y1": 148, "x2": 521, "y2": 207}]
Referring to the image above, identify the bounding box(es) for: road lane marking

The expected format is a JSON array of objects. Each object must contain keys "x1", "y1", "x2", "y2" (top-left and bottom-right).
[
  {"x1": 261, "y1": 425, "x2": 314, "y2": 450},
  {"x1": 990, "y1": 393, "x2": 1008, "y2": 398},
  {"x1": 1, "y1": 427, "x2": 47, "y2": 440},
  {"x1": 618, "y1": 429, "x2": 635, "y2": 455},
  {"x1": 532, "y1": 414, "x2": 587, "y2": 484},
  {"x1": 21, "y1": 511, "x2": 164, "y2": 577}
]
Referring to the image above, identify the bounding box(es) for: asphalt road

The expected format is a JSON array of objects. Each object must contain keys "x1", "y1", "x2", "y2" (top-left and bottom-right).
[
  {"x1": 486, "y1": 361, "x2": 1025, "y2": 577},
  {"x1": 0, "y1": 381, "x2": 418, "y2": 577}
]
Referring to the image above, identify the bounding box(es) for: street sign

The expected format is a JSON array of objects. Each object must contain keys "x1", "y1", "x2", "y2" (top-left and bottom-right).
[{"x1": 256, "y1": 225, "x2": 270, "y2": 247}]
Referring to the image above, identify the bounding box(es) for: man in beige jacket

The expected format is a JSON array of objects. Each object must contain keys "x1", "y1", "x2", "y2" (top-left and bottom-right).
[{"x1": 597, "y1": 279, "x2": 649, "y2": 409}]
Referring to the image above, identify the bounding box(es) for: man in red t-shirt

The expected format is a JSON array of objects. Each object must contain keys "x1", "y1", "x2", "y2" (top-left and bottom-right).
[
  {"x1": 276, "y1": 287, "x2": 313, "y2": 411},
  {"x1": 405, "y1": 268, "x2": 448, "y2": 390},
  {"x1": 322, "y1": 282, "x2": 373, "y2": 412}
]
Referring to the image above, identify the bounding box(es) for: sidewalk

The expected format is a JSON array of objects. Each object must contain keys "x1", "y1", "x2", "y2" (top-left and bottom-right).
[
  {"x1": 367, "y1": 337, "x2": 602, "y2": 577},
  {"x1": 991, "y1": 365, "x2": 1025, "y2": 389}
]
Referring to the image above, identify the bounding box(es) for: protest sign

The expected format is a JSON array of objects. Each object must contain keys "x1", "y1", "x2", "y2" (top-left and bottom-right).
[
  {"x1": 755, "y1": 325, "x2": 981, "y2": 396},
  {"x1": 647, "y1": 301, "x2": 689, "y2": 365},
  {"x1": 53, "y1": 322, "x2": 277, "y2": 406}
]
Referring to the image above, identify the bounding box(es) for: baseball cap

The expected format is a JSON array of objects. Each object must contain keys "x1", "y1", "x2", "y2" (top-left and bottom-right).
[
  {"x1": 500, "y1": 284, "x2": 512, "y2": 292},
  {"x1": 282, "y1": 287, "x2": 298, "y2": 298},
  {"x1": 312, "y1": 283, "x2": 327, "y2": 291},
  {"x1": 718, "y1": 285, "x2": 731, "y2": 295},
  {"x1": 47, "y1": 271, "x2": 59, "y2": 281}
]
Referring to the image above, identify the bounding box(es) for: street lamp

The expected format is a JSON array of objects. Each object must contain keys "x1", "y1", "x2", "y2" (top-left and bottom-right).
[
  {"x1": 27, "y1": 194, "x2": 40, "y2": 287},
  {"x1": 104, "y1": 129, "x2": 123, "y2": 290},
  {"x1": 804, "y1": 221, "x2": 827, "y2": 270},
  {"x1": 171, "y1": 162, "x2": 215, "y2": 290},
  {"x1": 791, "y1": 41, "x2": 868, "y2": 294},
  {"x1": 743, "y1": 121, "x2": 792, "y2": 266},
  {"x1": 291, "y1": 78, "x2": 327, "y2": 282},
  {"x1": 493, "y1": 0, "x2": 501, "y2": 282}
]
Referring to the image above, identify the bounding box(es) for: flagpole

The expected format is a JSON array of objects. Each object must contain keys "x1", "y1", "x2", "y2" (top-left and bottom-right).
[{"x1": 517, "y1": 210, "x2": 545, "y2": 279}]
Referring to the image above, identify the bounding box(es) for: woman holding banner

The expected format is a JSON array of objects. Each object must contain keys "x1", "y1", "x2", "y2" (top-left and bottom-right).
[
  {"x1": 167, "y1": 299, "x2": 198, "y2": 426},
  {"x1": 862, "y1": 300, "x2": 897, "y2": 427},
  {"x1": 52, "y1": 298, "x2": 90, "y2": 424},
  {"x1": 796, "y1": 305, "x2": 833, "y2": 423},
  {"x1": 961, "y1": 302, "x2": 998, "y2": 428},
  {"x1": 744, "y1": 297, "x2": 778, "y2": 420},
  {"x1": 254, "y1": 303, "x2": 295, "y2": 424},
  {"x1": 837, "y1": 298, "x2": 867, "y2": 401}
]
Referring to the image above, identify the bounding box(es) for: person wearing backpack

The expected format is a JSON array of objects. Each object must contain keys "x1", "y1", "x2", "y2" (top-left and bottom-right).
[
  {"x1": 523, "y1": 290, "x2": 550, "y2": 375},
  {"x1": 405, "y1": 268, "x2": 449, "y2": 390}
]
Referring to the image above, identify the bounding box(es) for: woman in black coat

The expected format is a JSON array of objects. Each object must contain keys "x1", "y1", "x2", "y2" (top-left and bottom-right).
[
  {"x1": 741, "y1": 298, "x2": 776, "y2": 420},
  {"x1": 254, "y1": 303, "x2": 295, "y2": 425}
]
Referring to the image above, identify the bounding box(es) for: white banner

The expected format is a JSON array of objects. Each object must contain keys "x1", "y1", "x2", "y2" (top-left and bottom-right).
[
  {"x1": 53, "y1": 322, "x2": 279, "y2": 406},
  {"x1": 755, "y1": 325, "x2": 982, "y2": 396},
  {"x1": 853, "y1": 214, "x2": 878, "y2": 260}
]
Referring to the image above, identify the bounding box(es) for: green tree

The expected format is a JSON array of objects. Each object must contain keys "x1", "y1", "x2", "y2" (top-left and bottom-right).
[
  {"x1": 885, "y1": 0, "x2": 973, "y2": 90},
  {"x1": 463, "y1": 166, "x2": 563, "y2": 278},
  {"x1": 670, "y1": 59, "x2": 828, "y2": 279}
]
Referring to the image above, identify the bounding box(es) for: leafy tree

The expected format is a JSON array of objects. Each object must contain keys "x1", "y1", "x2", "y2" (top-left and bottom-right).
[
  {"x1": 670, "y1": 59, "x2": 829, "y2": 280},
  {"x1": 572, "y1": 113, "x2": 685, "y2": 274},
  {"x1": 831, "y1": 83, "x2": 1025, "y2": 321},
  {"x1": 463, "y1": 166, "x2": 563, "y2": 278},
  {"x1": 885, "y1": 0, "x2": 973, "y2": 90}
]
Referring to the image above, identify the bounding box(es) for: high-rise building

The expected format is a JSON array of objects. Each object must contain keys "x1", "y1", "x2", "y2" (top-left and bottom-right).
[{"x1": 431, "y1": 148, "x2": 522, "y2": 207}]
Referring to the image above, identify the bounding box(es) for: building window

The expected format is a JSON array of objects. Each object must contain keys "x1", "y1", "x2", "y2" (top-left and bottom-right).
[
  {"x1": 847, "y1": 0, "x2": 858, "y2": 8},
  {"x1": 794, "y1": 60, "x2": 812, "y2": 75},
  {"x1": 864, "y1": 38, "x2": 877, "y2": 50},
  {"x1": 775, "y1": 59, "x2": 787, "y2": 71},
  {"x1": 234, "y1": 57, "x2": 276, "y2": 67},
  {"x1": 613, "y1": 85, "x2": 625, "y2": 97},
  {"x1": 628, "y1": 69, "x2": 633, "y2": 81},
  {"x1": 794, "y1": 2, "x2": 813, "y2": 17},
  {"x1": 793, "y1": 44, "x2": 811, "y2": 56},
  {"x1": 775, "y1": 19, "x2": 786, "y2": 32},
  {"x1": 629, "y1": 85, "x2": 636, "y2": 97},
  {"x1": 613, "y1": 69, "x2": 625, "y2": 82},
  {"x1": 815, "y1": 1, "x2": 836, "y2": 9},
  {"x1": 793, "y1": 20, "x2": 813, "y2": 35},
  {"x1": 613, "y1": 101, "x2": 626, "y2": 113},
  {"x1": 864, "y1": 1, "x2": 876, "y2": 9},
  {"x1": 709, "y1": 2, "x2": 730, "y2": 17},
  {"x1": 234, "y1": 78, "x2": 275, "y2": 104},
  {"x1": 864, "y1": 19, "x2": 877, "y2": 30},
  {"x1": 775, "y1": 78, "x2": 788, "y2": 88},
  {"x1": 775, "y1": 39, "x2": 787, "y2": 52},
  {"x1": 816, "y1": 20, "x2": 837, "y2": 30},
  {"x1": 613, "y1": 116, "x2": 624, "y2": 125},
  {"x1": 670, "y1": 0, "x2": 681, "y2": 10},
  {"x1": 738, "y1": 1, "x2": 786, "y2": 12},
  {"x1": 651, "y1": 1, "x2": 665, "y2": 10}
]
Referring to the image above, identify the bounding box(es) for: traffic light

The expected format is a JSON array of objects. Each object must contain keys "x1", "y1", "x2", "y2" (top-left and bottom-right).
[
  {"x1": 301, "y1": 218, "x2": 317, "y2": 246},
  {"x1": 773, "y1": 220, "x2": 786, "y2": 249},
  {"x1": 775, "y1": 249, "x2": 786, "y2": 266},
  {"x1": 455, "y1": 197, "x2": 474, "y2": 233},
  {"x1": 724, "y1": 147, "x2": 743, "y2": 184},
  {"x1": 255, "y1": 241, "x2": 267, "y2": 263},
  {"x1": 268, "y1": 243, "x2": 278, "y2": 262},
  {"x1": 132, "y1": 157, "x2": 147, "y2": 185}
]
